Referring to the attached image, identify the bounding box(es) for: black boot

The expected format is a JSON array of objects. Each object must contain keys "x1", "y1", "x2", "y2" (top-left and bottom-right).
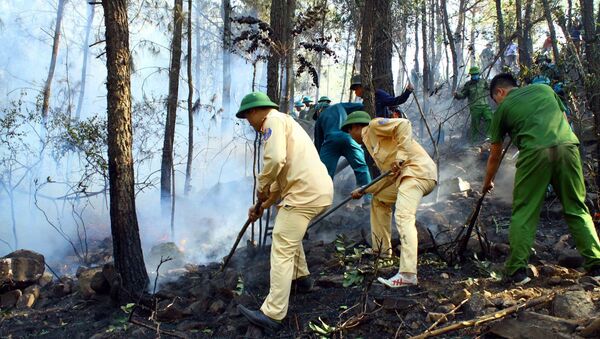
[
  {"x1": 238, "y1": 305, "x2": 282, "y2": 333},
  {"x1": 292, "y1": 275, "x2": 314, "y2": 293}
]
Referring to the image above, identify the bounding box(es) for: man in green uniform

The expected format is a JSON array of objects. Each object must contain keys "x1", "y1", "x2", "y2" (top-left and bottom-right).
[
  {"x1": 291, "y1": 100, "x2": 303, "y2": 119},
  {"x1": 483, "y1": 73, "x2": 600, "y2": 285},
  {"x1": 454, "y1": 66, "x2": 494, "y2": 143},
  {"x1": 312, "y1": 96, "x2": 332, "y2": 120},
  {"x1": 299, "y1": 96, "x2": 313, "y2": 120}
]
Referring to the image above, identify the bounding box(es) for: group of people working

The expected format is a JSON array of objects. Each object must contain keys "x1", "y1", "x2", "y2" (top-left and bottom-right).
[{"x1": 230, "y1": 72, "x2": 600, "y2": 333}]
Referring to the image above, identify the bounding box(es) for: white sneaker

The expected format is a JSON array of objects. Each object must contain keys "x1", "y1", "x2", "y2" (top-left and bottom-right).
[{"x1": 377, "y1": 272, "x2": 418, "y2": 288}]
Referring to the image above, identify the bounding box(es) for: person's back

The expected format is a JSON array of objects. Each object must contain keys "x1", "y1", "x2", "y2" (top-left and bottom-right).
[
  {"x1": 491, "y1": 84, "x2": 578, "y2": 151},
  {"x1": 260, "y1": 110, "x2": 333, "y2": 206}
]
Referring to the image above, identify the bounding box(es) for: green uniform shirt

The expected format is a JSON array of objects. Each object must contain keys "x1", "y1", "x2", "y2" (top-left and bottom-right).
[
  {"x1": 455, "y1": 79, "x2": 490, "y2": 109},
  {"x1": 489, "y1": 84, "x2": 578, "y2": 150}
]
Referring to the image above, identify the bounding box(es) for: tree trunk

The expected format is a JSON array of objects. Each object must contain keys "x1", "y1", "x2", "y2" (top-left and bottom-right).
[
  {"x1": 372, "y1": 0, "x2": 394, "y2": 94},
  {"x1": 495, "y1": 0, "x2": 506, "y2": 66},
  {"x1": 184, "y1": 0, "x2": 193, "y2": 196},
  {"x1": 161, "y1": 0, "x2": 184, "y2": 218},
  {"x1": 454, "y1": 0, "x2": 466, "y2": 71},
  {"x1": 267, "y1": 0, "x2": 284, "y2": 103},
  {"x1": 440, "y1": 0, "x2": 458, "y2": 91},
  {"x1": 421, "y1": 0, "x2": 430, "y2": 94},
  {"x1": 284, "y1": 0, "x2": 295, "y2": 111},
  {"x1": 221, "y1": 0, "x2": 232, "y2": 132},
  {"x1": 315, "y1": 0, "x2": 327, "y2": 100},
  {"x1": 360, "y1": 0, "x2": 376, "y2": 117},
  {"x1": 521, "y1": 0, "x2": 534, "y2": 68},
  {"x1": 195, "y1": 0, "x2": 202, "y2": 95},
  {"x1": 580, "y1": 0, "x2": 600, "y2": 188},
  {"x1": 541, "y1": 0, "x2": 559, "y2": 63},
  {"x1": 101, "y1": 0, "x2": 149, "y2": 296},
  {"x1": 41, "y1": 0, "x2": 67, "y2": 124},
  {"x1": 75, "y1": 3, "x2": 95, "y2": 120},
  {"x1": 341, "y1": 25, "x2": 352, "y2": 101}
]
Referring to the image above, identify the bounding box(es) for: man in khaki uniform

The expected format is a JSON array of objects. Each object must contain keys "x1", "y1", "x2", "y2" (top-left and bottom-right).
[
  {"x1": 235, "y1": 92, "x2": 333, "y2": 332},
  {"x1": 342, "y1": 111, "x2": 437, "y2": 288}
]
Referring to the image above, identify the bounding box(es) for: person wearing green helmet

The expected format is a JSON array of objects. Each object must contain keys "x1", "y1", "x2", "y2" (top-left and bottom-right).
[
  {"x1": 235, "y1": 92, "x2": 333, "y2": 333},
  {"x1": 341, "y1": 112, "x2": 437, "y2": 288},
  {"x1": 290, "y1": 100, "x2": 304, "y2": 119},
  {"x1": 298, "y1": 96, "x2": 313, "y2": 120},
  {"x1": 312, "y1": 96, "x2": 333, "y2": 120},
  {"x1": 453, "y1": 66, "x2": 494, "y2": 144}
]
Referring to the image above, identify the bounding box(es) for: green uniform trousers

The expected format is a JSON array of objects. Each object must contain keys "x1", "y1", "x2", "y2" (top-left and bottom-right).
[
  {"x1": 470, "y1": 105, "x2": 492, "y2": 143},
  {"x1": 505, "y1": 144, "x2": 600, "y2": 275}
]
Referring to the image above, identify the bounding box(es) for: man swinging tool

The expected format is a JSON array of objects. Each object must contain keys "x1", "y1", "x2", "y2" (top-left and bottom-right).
[
  {"x1": 341, "y1": 111, "x2": 437, "y2": 288},
  {"x1": 234, "y1": 92, "x2": 333, "y2": 333},
  {"x1": 483, "y1": 73, "x2": 600, "y2": 286}
]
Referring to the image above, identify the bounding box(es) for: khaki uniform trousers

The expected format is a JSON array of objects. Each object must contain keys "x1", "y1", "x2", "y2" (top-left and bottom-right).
[
  {"x1": 261, "y1": 205, "x2": 328, "y2": 320},
  {"x1": 370, "y1": 177, "x2": 436, "y2": 273}
]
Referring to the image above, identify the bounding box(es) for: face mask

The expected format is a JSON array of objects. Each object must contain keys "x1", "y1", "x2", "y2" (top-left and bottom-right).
[{"x1": 471, "y1": 74, "x2": 480, "y2": 81}]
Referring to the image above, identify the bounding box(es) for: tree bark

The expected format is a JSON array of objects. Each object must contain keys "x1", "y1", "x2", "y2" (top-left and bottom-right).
[
  {"x1": 184, "y1": 0, "x2": 193, "y2": 196},
  {"x1": 41, "y1": 0, "x2": 67, "y2": 124},
  {"x1": 101, "y1": 0, "x2": 149, "y2": 296},
  {"x1": 372, "y1": 0, "x2": 394, "y2": 94},
  {"x1": 221, "y1": 0, "x2": 232, "y2": 132},
  {"x1": 440, "y1": 0, "x2": 458, "y2": 91},
  {"x1": 267, "y1": 0, "x2": 284, "y2": 103},
  {"x1": 579, "y1": 0, "x2": 600, "y2": 188},
  {"x1": 360, "y1": 0, "x2": 376, "y2": 117},
  {"x1": 161, "y1": 0, "x2": 184, "y2": 218},
  {"x1": 541, "y1": 0, "x2": 560, "y2": 63},
  {"x1": 283, "y1": 0, "x2": 295, "y2": 111},
  {"x1": 75, "y1": 3, "x2": 95, "y2": 121},
  {"x1": 421, "y1": 0, "x2": 430, "y2": 94},
  {"x1": 495, "y1": 0, "x2": 506, "y2": 66}
]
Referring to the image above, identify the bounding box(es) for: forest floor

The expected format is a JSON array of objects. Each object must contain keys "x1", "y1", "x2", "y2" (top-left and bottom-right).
[{"x1": 2, "y1": 145, "x2": 600, "y2": 338}]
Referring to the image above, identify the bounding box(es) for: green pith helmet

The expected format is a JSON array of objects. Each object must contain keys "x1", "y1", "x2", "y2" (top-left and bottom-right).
[
  {"x1": 469, "y1": 66, "x2": 480, "y2": 75},
  {"x1": 350, "y1": 75, "x2": 362, "y2": 90},
  {"x1": 318, "y1": 96, "x2": 331, "y2": 103},
  {"x1": 341, "y1": 111, "x2": 371, "y2": 132},
  {"x1": 302, "y1": 96, "x2": 313, "y2": 104},
  {"x1": 294, "y1": 100, "x2": 304, "y2": 107},
  {"x1": 236, "y1": 92, "x2": 279, "y2": 118}
]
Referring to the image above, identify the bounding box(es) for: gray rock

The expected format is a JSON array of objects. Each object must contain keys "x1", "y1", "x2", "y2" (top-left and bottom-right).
[
  {"x1": 208, "y1": 299, "x2": 226, "y2": 314},
  {"x1": 558, "y1": 249, "x2": 584, "y2": 268},
  {"x1": 464, "y1": 292, "x2": 489, "y2": 318},
  {"x1": 0, "y1": 289, "x2": 22, "y2": 308},
  {"x1": 77, "y1": 267, "x2": 102, "y2": 299},
  {"x1": 552, "y1": 289, "x2": 595, "y2": 320},
  {"x1": 1, "y1": 250, "x2": 45, "y2": 289},
  {"x1": 490, "y1": 311, "x2": 579, "y2": 339}
]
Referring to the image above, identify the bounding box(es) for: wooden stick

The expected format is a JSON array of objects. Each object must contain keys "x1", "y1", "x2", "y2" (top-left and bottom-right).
[
  {"x1": 221, "y1": 201, "x2": 263, "y2": 271},
  {"x1": 409, "y1": 291, "x2": 556, "y2": 339},
  {"x1": 425, "y1": 298, "x2": 470, "y2": 333}
]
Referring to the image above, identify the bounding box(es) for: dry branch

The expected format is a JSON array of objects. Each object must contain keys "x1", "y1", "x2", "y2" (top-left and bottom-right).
[{"x1": 410, "y1": 291, "x2": 556, "y2": 339}]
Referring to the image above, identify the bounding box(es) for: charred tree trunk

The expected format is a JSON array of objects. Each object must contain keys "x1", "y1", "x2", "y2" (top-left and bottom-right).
[
  {"x1": 580, "y1": 0, "x2": 600, "y2": 188},
  {"x1": 541, "y1": 0, "x2": 559, "y2": 63},
  {"x1": 184, "y1": 0, "x2": 193, "y2": 196},
  {"x1": 495, "y1": 0, "x2": 506, "y2": 66},
  {"x1": 101, "y1": 0, "x2": 149, "y2": 296},
  {"x1": 161, "y1": 0, "x2": 184, "y2": 220},
  {"x1": 221, "y1": 0, "x2": 232, "y2": 132},
  {"x1": 441, "y1": 0, "x2": 458, "y2": 91},
  {"x1": 372, "y1": 0, "x2": 394, "y2": 94},
  {"x1": 75, "y1": 3, "x2": 95, "y2": 120},
  {"x1": 41, "y1": 0, "x2": 67, "y2": 124},
  {"x1": 360, "y1": 0, "x2": 376, "y2": 117},
  {"x1": 315, "y1": 0, "x2": 327, "y2": 100},
  {"x1": 267, "y1": 0, "x2": 284, "y2": 103}
]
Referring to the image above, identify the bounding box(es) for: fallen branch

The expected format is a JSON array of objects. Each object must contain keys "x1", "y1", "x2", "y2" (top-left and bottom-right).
[
  {"x1": 409, "y1": 291, "x2": 557, "y2": 339},
  {"x1": 129, "y1": 317, "x2": 187, "y2": 339},
  {"x1": 425, "y1": 298, "x2": 470, "y2": 333}
]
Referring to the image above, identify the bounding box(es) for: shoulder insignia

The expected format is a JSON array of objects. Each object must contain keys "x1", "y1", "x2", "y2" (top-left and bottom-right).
[{"x1": 262, "y1": 127, "x2": 272, "y2": 141}]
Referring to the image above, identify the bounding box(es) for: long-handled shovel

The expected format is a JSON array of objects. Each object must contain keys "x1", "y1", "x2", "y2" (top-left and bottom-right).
[
  {"x1": 221, "y1": 201, "x2": 263, "y2": 271},
  {"x1": 452, "y1": 140, "x2": 513, "y2": 262},
  {"x1": 306, "y1": 170, "x2": 393, "y2": 234}
]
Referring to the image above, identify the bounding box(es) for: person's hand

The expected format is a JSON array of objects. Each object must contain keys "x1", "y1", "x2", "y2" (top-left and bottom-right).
[
  {"x1": 391, "y1": 161, "x2": 403, "y2": 177},
  {"x1": 406, "y1": 83, "x2": 414, "y2": 92},
  {"x1": 257, "y1": 189, "x2": 269, "y2": 202},
  {"x1": 351, "y1": 188, "x2": 365, "y2": 200},
  {"x1": 248, "y1": 203, "x2": 265, "y2": 222},
  {"x1": 482, "y1": 181, "x2": 495, "y2": 194}
]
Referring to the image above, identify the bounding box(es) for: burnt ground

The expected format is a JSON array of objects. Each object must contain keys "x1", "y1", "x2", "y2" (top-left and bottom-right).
[{"x1": 2, "y1": 145, "x2": 600, "y2": 338}]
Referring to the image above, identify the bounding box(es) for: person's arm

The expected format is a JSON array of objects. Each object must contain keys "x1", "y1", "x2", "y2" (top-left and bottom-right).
[
  {"x1": 257, "y1": 117, "x2": 286, "y2": 195},
  {"x1": 454, "y1": 84, "x2": 468, "y2": 100},
  {"x1": 482, "y1": 142, "x2": 503, "y2": 193}
]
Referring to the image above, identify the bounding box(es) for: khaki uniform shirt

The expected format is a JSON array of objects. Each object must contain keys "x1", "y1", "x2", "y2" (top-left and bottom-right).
[
  {"x1": 362, "y1": 118, "x2": 437, "y2": 194},
  {"x1": 258, "y1": 110, "x2": 333, "y2": 207}
]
